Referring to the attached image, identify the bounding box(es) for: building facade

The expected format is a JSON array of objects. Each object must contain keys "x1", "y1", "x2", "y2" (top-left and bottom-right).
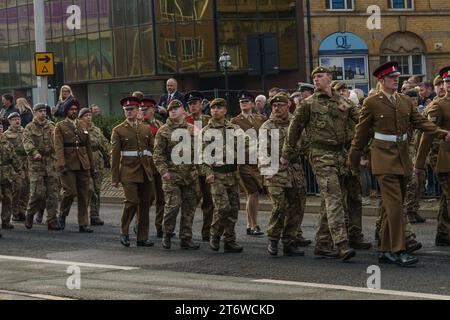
[
  {"x1": 0, "y1": 0, "x2": 306, "y2": 115},
  {"x1": 306, "y1": 0, "x2": 450, "y2": 92}
]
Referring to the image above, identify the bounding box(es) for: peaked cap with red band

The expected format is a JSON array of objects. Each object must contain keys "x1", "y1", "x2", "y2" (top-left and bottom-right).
[
  {"x1": 120, "y1": 96, "x2": 141, "y2": 110},
  {"x1": 439, "y1": 66, "x2": 450, "y2": 82},
  {"x1": 373, "y1": 61, "x2": 401, "y2": 79},
  {"x1": 140, "y1": 97, "x2": 157, "y2": 110}
]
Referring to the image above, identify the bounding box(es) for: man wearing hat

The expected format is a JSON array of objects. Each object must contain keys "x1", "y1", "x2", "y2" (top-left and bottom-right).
[
  {"x1": 299, "y1": 83, "x2": 315, "y2": 100},
  {"x1": 282, "y1": 66, "x2": 356, "y2": 262},
  {"x1": 54, "y1": 99, "x2": 95, "y2": 233},
  {"x1": 260, "y1": 92, "x2": 306, "y2": 257},
  {"x1": 333, "y1": 81, "x2": 351, "y2": 99},
  {"x1": 416, "y1": 66, "x2": 450, "y2": 247},
  {"x1": 3, "y1": 112, "x2": 29, "y2": 225},
  {"x1": 78, "y1": 107, "x2": 110, "y2": 226},
  {"x1": 231, "y1": 90, "x2": 265, "y2": 237},
  {"x1": 184, "y1": 91, "x2": 214, "y2": 242},
  {"x1": 153, "y1": 99, "x2": 199, "y2": 250},
  {"x1": 111, "y1": 96, "x2": 155, "y2": 247},
  {"x1": 203, "y1": 98, "x2": 243, "y2": 253},
  {"x1": 0, "y1": 114, "x2": 21, "y2": 229},
  {"x1": 23, "y1": 103, "x2": 61, "y2": 231},
  {"x1": 139, "y1": 97, "x2": 166, "y2": 238},
  {"x1": 349, "y1": 61, "x2": 450, "y2": 267}
]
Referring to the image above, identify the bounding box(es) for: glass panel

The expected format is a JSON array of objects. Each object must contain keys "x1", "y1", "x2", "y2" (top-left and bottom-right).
[
  {"x1": 76, "y1": 34, "x2": 89, "y2": 81},
  {"x1": 7, "y1": 6, "x2": 18, "y2": 44},
  {"x1": 98, "y1": 0, "x2": 110, "y2": 31},
  {"x1": 331, "y1": 0, "x2": 345, "y2": 9},
  {"x1": 112, "y1": 28, "x2": 126, "y2": 76},
  {"x1": 156, "y1": 22, "x2": 177, "y2": 73},
  {"x1": 111, "y1": 0, "x2": 126, "y2": 28},
  {"x1": 19, "y1": 42, "x2": 31, "y2": 86},
  {"x1": 87, "y1": 32, "x2": 101, "y2": 80},
  {"x1": 61, "y1": 0, "x2": 74, "y2": 36},
  {"x1": 73, "y1": 0, "x2": 87, "y2": 34},
  {"x1": 0, "y1": 8, "x2": 8, "y2": 45},
  {"x1": 9, "y1": 44, "x2": 20, "y2": 86},
  {"x1": 17, "y1": 4, "x2": 29, "y2": 42},
  {"x1": 0, "y1": 46, "x2": 10, "y2": 88},
  {"x1": 140, "y1": 23, "x2": 155, "y2": 75},
  {"x1": 197, "y1": 20, "x2": 215, "y2": 72},
  {"x1": 63, "y1": 35, "x2": 77, "y2": 81},
  {"x1": 126, "y1": 26, "x2": 141, "y2": 76},
  {"x1": 216, "y1": 0, "x2": 237, "y2": 14},
  {"x1": 125, "y1": 0, "x2": 138, "y2": 26},
  {"x1": 137, "y1": 0, "x2": 152, "y2": 25},
  {"x1": 392, "y1": 0, "x2": 405, "y2": 9},
  {"x1": 100, "y1": 30, "x2": 113, "y2": 79},
  {"x1": 86, "y1": 0, "x2": 99, "y2": 33},
  {"x1": 50, "y1": 0, "x2": 63, "y2": 38}
]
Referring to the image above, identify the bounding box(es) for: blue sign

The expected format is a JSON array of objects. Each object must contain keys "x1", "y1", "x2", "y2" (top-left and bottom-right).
[{"x1": 319, "y1": 32, "x2": 368, "y2": 55}]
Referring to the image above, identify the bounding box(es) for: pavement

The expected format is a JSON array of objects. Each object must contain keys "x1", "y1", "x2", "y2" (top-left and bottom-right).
[{"x1": 1, "y1": 201, "x2": 450, "y2": 301}]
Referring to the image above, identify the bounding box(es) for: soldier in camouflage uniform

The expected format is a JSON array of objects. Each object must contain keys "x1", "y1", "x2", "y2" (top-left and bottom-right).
[
  {"x1": 1, "y1": 117, "x2": 21, "y2": 229},
  {"x1": 79, "y1": 108, "x2": 110, "y2": 226},
  {"x1": 333, "y1": 81, "x2": 372, "y2": 250},
  {"x1": 23, "y1": 103, "x2": 61, "y2": 230},
  {"x1": 153, "y1": 99, "x2": 200, "y2": 250},
  {"x1": 4, "y1": 113, "x2": 29, "y2": 223},
  {"x1": 260, "y1": 92, "x2": 305, "y2": 257},
  {"x1": 282, "y1": 66, "x2": 356, "y2": 261},
  {"x1": 202, "y1": 98, "x2": 243, "y2": 253}
]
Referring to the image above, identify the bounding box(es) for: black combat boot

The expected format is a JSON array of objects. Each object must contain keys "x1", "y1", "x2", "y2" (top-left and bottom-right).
[
  {"x1": 90, "y1": 217, "x2": 104, "y2": 226},
  {"x1": 137, "y1": 240, "x2": 154, "y2": 247},
  {"x1": 79, "y1": 225, "x2": 94, "y2": 233},
  {"x1": 209, "y1": 236, "x2": 220, "y2": 251},
  {"x1": 337, "y1": 241, "x2": 356, "y2": 262},
  {"x1": 25, "y1": 213, "x2": 34, "y2": 230},
  {"x1": 180, "y1": 239, "x2": 200, "y2": 250},
  {"x1": 224, "y1": 242, "x2": 243, "y2": 253},
  {"x1": 120, "y1": 234, "x2": 130, "y2": 247},
  {"x1": 349, "y1": 237, "x2": 372, "y2": 250},
  {"x1": 283, "y1": 242, "x2": 305, "y2": 257},
  {"x1": 314, "y1": 242, "x2": 339, "y2": 258},
  {"x1": 162, "y1": 234, "x2": 171, "y2": 249},
  {"x1": 267, "y1": 240, "x2": 279, "y2": 256},
  {"x1": 58, "y1": 215, "x2": 66, "y2": 230},
  {"x1": 405, "y1": 239, "x2": 422, "y2": 253}
]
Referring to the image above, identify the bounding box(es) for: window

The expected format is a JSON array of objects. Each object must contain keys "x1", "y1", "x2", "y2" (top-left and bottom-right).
[
  {"x1": 388, "y1": 0, "x2": 414, "y2": 10},
  {"x1": 326, "y1": 0, "x2": 354, "y2": 11}
]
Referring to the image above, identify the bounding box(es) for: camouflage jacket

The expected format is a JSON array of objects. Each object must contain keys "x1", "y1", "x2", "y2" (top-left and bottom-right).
[
  {"x1": 259, "y1": 114, "x2": 303, "y2": 188},
  {"x1": 282, "y1": 90, "x2": 353, "y2": 161},
  {"x1": 87, "y1": 124, "x2": 110, "y2": 172},
  {"x1": 153, "y1": 118, "x2": 197, "y2": 185},
  {"x1": 3, "y1": 126, "x2": 27, "y2": 171},
  {"x1": 0, "y1": 133, "x2": 21, "y2": 184},
  {"x1": 22, "y1": 118, "x2": 57, "y2": 176},
  {"x1": 201, "y1": 118, "x2": 241, "y2": 177}
]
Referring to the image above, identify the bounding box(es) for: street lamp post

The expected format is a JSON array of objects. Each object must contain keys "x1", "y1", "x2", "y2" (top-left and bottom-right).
[{"x1": 219, "y1": 50, "x2": 232, "y2": 103}]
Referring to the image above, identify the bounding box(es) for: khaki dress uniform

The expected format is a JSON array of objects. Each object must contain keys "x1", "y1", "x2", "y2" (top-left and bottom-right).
[
  {"x1": 54, "y1": 118, "x2": 95, "y2": 229},
  {"x1": 111, "y1": 117, "x2": 154, "y2": 242}
]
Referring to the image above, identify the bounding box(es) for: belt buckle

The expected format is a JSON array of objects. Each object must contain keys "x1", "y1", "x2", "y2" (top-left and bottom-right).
[
  {"x1": 137, "y1": 150, "x2": 143, "y2": 157},
  {"x1": 396, "y1": 135, "x2": 403, "y2": 143}
]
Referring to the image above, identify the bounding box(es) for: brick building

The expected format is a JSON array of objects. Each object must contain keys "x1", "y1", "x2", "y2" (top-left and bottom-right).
[{"x1": 305, "y1": 0, "x2": 450, "y2": 92}]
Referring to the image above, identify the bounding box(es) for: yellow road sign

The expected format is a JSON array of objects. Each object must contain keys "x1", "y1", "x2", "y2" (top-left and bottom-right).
[{"x1": 34, "y1": 52, "x2": 55, "y2": 76}]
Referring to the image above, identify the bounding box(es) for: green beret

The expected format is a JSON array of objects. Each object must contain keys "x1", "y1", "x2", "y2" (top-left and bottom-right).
[
  {"x1": 434, "y1": 75, "x2": 443, "y2": 86},
  {"x1": 311, "y1": 66, "x2": 331, "y2": 77},
  {"x1": 33, "y1": 103, "x2": 47, "y2": 112},
  {"x1": 167, "y1": 99, "x2": 183, "y2": 111},
  {"x1": 210, "y1": 98, "x2": 227, "y2": 108},
  {"x1": 270, "y1": 92, "x2": 289, "y2": 105},
  {"x1": 333, "y1": 81, "x2": 347, "y2": 90}
]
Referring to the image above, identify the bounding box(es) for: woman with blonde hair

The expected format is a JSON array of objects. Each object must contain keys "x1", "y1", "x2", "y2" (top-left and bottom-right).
[
  {"x1": 15, "y1": 97, "x2": 33, "y2": 128},
  {"x1": 55, "y1": 85, "x2": 74, "y2": 118}
]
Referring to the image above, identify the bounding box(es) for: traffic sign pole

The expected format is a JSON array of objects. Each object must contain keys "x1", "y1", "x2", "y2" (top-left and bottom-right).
[{"x1": 34, "y1": 0, "x2": 48, "y2": 105}]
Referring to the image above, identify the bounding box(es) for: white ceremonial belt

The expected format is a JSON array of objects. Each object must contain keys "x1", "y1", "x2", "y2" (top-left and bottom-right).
[
  {"x1": 121, "y1": 150, "x2": 152, "y2": 157},
  {"x1": 374, "y1": 132, "x2": 407, "y2": 143}
]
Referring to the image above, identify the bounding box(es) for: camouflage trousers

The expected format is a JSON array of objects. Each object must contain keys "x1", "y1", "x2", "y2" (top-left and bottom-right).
[
  {"x1": 27, "y1": 174, "x2": 59, "y2": 223},
  {"x1": 293, "y1": 162, "x2": 307, "y2": 239},
  {"x1": 404, "y1": 173, "x2": 425, "y2": 215},
  {"x1": 267, "y1": 186, "x2": 301, "y2": 244},
  {"x1": 343, "y1": 174, "x2": 364, "y2": 241},
  {"x1": 437, "y1": 174, "x2": 450, "y2": 236},
  {"x1": 152, "y1": 172, "x2": 165, "y2": 233},
  {"x1": 197, "y1": 175, "x2": 214, "y2": 239},
  {"x1": 312, "y1": 166, "x2": 349, "y2": 245},
  {"x1": 12, "y1": 169, "x2": 30, "y2": 219},
  {"x1": 1, "y1": 181, "x2": 14, "y2": 224},
  {"x1": 210, "y1": 172, "x2": 240, "y2": 244},
  {"x1": 89, "y1": 170, "x2": 104, "y2": 220},
  {"x1": 162, "y1": 180, "x2": 197, "y2": 240}
]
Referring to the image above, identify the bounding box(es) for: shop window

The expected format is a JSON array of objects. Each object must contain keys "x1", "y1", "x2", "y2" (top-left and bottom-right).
[
  {"x1": 326, "y1": 0, "x2": 354, "y2": 11},
  {"x1": 388, "y1": 0, "x2": 414, "y2": 10},
  {"x1": 380, "y1": 54, "x2": 425, "y2": 83}
]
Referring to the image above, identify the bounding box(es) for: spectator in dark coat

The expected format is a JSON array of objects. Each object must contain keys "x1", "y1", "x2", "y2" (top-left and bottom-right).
[
  {"x1": 55, "y1": 85, "x2": 74, "y2": 118},
  {"x1": 15, "y1": 98, "x2": 33, "y2": 128}
]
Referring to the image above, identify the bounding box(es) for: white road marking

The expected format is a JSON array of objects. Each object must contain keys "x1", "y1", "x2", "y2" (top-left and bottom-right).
[
  {"x1": 0, "y1": 290, "x2": 74, "y2": 300},
  {"x1": 0, "y1": 255, "x2": 139, "y2": 271},
  {"x1": 253, "y1": 279, "x2": 450, "y2": 300}
]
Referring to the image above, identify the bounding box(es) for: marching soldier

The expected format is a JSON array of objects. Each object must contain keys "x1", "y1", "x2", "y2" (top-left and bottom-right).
[
  {"x1": 23, "y1": 103, "x2": 61, "y2": 231},
  {"x1": 203, "y1": 98, "x2": 243, "y2": 253},
  {"x1": 139, "y1": 97, "x2": 166, "y2": 238},
  {"x1": 231, "y1": 91, "x2": 264, "y2": 236},
  {"x1": 185, "y1": 91, "x2": 214, "y2": 242},
  {"x1": 349, "y1": 61, "x2": 450, "y2": 267},
  {"x1": 282, "y1": 66, "x2": 356, "y2": 262},
  {"x1": 111, "y1": 96, "x2": 155, "y2": 247},
  {"x1": 333, "y1": 81, "x2": 372, "y2": 250},
  {"x1": 0, "y1": 117, "x2": 21, "y2": 229},
  {"x1": 416, "y1": 66, "x2": 450, "y2": 246},
  {"x1": 78, "y1": 108, "x2": 110, "y2": 226},
  {"x1": 153, "y1": 99, "x2": 199, "y2": 250},
  {"x1": 54, "y1": 100, "x2": 95, "y2": 233},
  {"x1": 4, "y1": 112, "x2": 29, "y2": 223},
  {"x1": 260, "y1": 92, "x2": 305, "y2": 257}
]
